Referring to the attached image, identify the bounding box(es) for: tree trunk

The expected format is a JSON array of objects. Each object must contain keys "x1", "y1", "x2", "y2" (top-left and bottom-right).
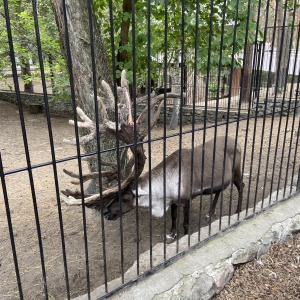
[
  {"x1": 21, "y1": 60, "x2": 34, "y2": 93},
  {"x1": 275, "y1": 1, "x2": 290, "y2": 95},
  {"x1": 51, "y1": 0, "x2": 112, "y2": 113},
  {"x1": 240, "y1": 43, "x2": 253, "y2": 103},
  {"x1": 116, "y1": 0, "x2": 132, "y2": 85},
  {"x1": 51, "y1": 0, "x2": 116, "y2": 191}
]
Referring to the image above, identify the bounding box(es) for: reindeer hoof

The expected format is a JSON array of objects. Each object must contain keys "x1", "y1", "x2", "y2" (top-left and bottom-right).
[
  {"x1": 166, "y1": 233, "x2": 176, "y2": 244},
  {"x1": 205, "y1": 212, "x2": 216, "y2": 222}
]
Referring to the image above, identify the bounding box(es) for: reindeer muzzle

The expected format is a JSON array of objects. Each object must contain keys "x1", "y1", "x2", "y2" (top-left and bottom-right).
[{"x1": 103, "y1": 209, "x2": 118, "y2": 220}]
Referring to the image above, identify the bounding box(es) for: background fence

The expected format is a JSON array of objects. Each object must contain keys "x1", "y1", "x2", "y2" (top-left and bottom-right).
[{"x1": 1, "y1": 1, "x2": 300, "y2": 300}]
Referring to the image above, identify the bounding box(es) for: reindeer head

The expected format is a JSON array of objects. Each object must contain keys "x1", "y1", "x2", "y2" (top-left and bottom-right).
[{"x1": 104, "y1": 187, "x2": 135, "y2": 220}]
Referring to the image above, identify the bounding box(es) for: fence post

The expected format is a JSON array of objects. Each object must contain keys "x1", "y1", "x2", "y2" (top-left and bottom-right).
[{"x1": 296, "y1": 165, "x2": 300, "y2": 193}]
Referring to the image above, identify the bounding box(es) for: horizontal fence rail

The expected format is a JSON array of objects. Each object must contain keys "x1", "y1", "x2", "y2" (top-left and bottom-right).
[{"x1": 1, "y1": 1, "x2": 300, "y2": 299}]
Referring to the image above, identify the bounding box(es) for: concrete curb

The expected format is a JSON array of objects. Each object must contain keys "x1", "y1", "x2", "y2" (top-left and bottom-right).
[{"x1": 75, "y1": 193, "x2": 300, "y2": 300}]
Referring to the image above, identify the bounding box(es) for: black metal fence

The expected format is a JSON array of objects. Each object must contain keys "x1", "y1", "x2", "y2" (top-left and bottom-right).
[{"x1": 1, "y1": 1, "x2": 300, "y2": 299}]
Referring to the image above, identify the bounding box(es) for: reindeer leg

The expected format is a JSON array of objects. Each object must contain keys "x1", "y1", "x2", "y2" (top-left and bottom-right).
[
  {"x1": 233, "y1": 166, "x2": 244, "y2": 214},
  {"x1": 183, "y1": 203, "x2": 190, "y2": 235},
  {"x1": 206, "y1": 192, "x2": 220, "y2": 221},
  {"x1": 234, "y1": 180, "x2": 245, "y2": 214},
  {"x1": 166, "y1": 203, "x2": 178, "y2": 244}
]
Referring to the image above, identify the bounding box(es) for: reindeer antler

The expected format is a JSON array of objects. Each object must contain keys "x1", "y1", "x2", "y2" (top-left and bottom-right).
[{"x1": 61, "y1": 71, "x2": 181, "y2": 209}]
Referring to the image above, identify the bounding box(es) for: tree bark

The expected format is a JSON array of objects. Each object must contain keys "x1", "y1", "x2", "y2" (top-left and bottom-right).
[
  {"x1": 21, "y1": 60, "x2": 34, "y2": 93},
  {"x1": 116, "y1": 0, "x2": 132, "y2": 85},
  {"x1": 51, "y1": 0, "x2": 112, "y2": 115},
  {"x1": 275, "y1": 1, "x2": 290, "y2": 95},
  {"x1": 240, "y1": 43, "x2": 253, "y2": 103},
  {"x1": 51, "y1": 0, "x2": 116, "y2": 191}
]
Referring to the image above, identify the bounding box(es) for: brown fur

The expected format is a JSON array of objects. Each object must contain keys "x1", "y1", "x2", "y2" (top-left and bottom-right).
[{"x1": 105, "y1": 136, "x2": 244, "y2": 242}]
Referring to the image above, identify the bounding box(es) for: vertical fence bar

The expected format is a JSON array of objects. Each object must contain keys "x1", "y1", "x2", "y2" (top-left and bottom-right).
[
  {"x1": 209, "y1": 0, "x2": 227, "y2": 231},
  {"x1": 247, "y1": 41, "x2": 263, "y2": 214},
  {"x1": 60, "y1": 0, "x2": 91, "y2": 296},
  {"x1": 260, "y1": 0, "x2": 280, "y2": 205},
  {"x1": 292, "y1": 118, "x2": 300, "y2": 193},
  {"x1": 0, "y1": 153, "x2": 23, "y2": 298},
  {"x1": 234, "y1": 0, "x2": 253, "y2": 221},
  {"x1": 283, "y1": 22, "x2": 300, "y2": 197},
  {"x1": 3, "y1": 0, "x2": 48, "y2": 297},
  {"x1": 174, "y1": 0, "x2": 184, "y2": 252},
  {"x1": 286, "y1": 24, "x2": 300, "y2": 196},
  {"x1": 269, "y1": 2, "x2": 294, "y2": 202},
  {"x1": 198, "y1": 0, "x2": 214, "y2": 241},
  {"x1": 108, "y1": 0, "x2": 125, "y2": 284},
  {"x1": 266, "y1": 0, "x2": 290, "y2": 205},
  {"x1": 223, "y1": 0, "x2": 240, "y2": 227},
  {"x1": 297, "y1": 165, "x2": 300, "y2": 193},
  {"x1": 250, "y1": 49, "x2": 264, "y2": 212},
  {"x1": 31, "y1": 0, "x2": 71, "y2": 297},
  {"x1": 241, "y1": 43, "x2": 259, "y2": 217},
  {"x1": 246, "y1": 1, "x2": 273, "y2": 214},
  {"x1": 217, "y1": 0, "x2": 230, "y2": 228},
  {"x1": 86, "y1": 0, "x2": 109, "y2": 292},
  {"x1": 205, "y1": 0, "x2": 214, "y2": 236},
  {"x1": 175, "y1": 0, "x2": 185, "y2": 252},
  {"x1": 275, "y1": 4, "x2": 298, "y2": 201},
  {"x1": 228, "y1": 0, "x2": 244, "y2": 223},
  {"x1": 144, "y1": 0, "x2": 153, "y2": 269},
  {"x1": 163, "y1": 0, "x2": 168, "y2": 259},
  {"x1": 133, "y1": 0, "x2": 142, "y2": 276},
  {"x1": 188, "y1": 0, "x2": 200, "y2": 247},
  {"x1": 252, "y1": 0, "x2": 272, "y2": 212}
]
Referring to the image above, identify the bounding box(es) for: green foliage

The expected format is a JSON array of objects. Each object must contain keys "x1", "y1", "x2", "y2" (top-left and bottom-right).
[
  {"x1": 0, "y1": 0, "x2": 69, "y2": 101},
  {"x1": 1, "y1": 0, "x2": 261, "y2": 98},
  {"x1": 93, "y1": 0, "x2": 259, "y2": 86}
]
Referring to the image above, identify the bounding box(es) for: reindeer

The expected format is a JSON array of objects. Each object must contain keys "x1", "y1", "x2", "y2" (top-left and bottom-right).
[
  {"x1": 60, "y1": 71, "x2": 243, "y2": 243},
  {"x1": 104, "y1": 136, "x2": 243, "y2": 243}
]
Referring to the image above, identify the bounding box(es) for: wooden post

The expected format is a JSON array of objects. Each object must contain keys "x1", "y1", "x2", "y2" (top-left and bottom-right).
[{"x1": 231, "y1": 68, "x2": 241, "y2": 97}]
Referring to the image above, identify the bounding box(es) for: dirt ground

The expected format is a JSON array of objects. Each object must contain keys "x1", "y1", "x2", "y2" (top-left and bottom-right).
[{"x1": 0, "y1": 99, "x2": 300, "y2": 299}]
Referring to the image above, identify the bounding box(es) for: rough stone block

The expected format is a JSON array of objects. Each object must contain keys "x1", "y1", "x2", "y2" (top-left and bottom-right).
[{"x1": 231, "y1": 242, "x2": 259, "y2": 264}]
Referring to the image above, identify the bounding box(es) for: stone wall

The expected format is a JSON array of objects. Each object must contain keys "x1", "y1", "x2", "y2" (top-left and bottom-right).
[
  {"x1": 2, "y1": 92, "x2": 299, "y2": 122},
  {"x1": 0, "y1": 91, "x2": 73, "y2": 115},
  {"x1": 0, "y1": 91, "x2": 246, "y2": 123},
  {"x1": 136, "y1": 104, "x2": 246, "y2": 126},
  {"x1": 252, "y1": 97, "x2": 299, "y2": 117},
  {"x1": 10, "y1": 91, "x2": 298, "y2": 123}
]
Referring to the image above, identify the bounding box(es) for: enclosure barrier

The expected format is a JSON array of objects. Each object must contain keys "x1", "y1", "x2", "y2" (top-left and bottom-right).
[{"x1": 1, "y1": 0, "x2": 300, "y2": 299}]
